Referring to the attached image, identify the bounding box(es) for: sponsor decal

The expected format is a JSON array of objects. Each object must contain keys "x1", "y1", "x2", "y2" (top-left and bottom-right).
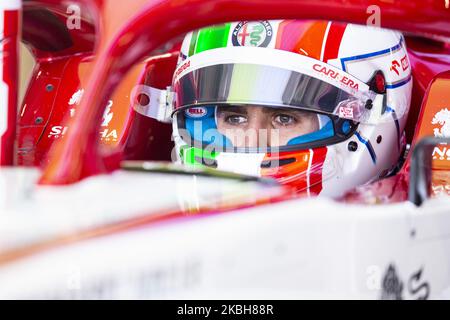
[
  {"x1": 69, "y1": 88, "x2": 84, "y2": 106},
  {"x1": 338, "y1": 106, "x2": 354, "y2": 119},
  {"x1": 312, "y1": 63, "x2": 359, "y2": 90},
  {"x1": 337, "y1": 99, "x2": 361, "y2": 120},
  {"x1": 100, "y1": 128, "x2": 118, "y2": 142},
  {"x1": 69, "y1": 89, "x2": 83, "y2": 117},
  {"x1": 174, "y1": 60, "x2": 190, "y2": 79},
  {"x1": 185, "y1": 107, "x2": 207, "y2": 118},
  {"x1": 67, "y1": 88, "x2": 114, "y2": 126},
  {"x1": 389, "y1": 60, "x2": 401, "y2": 76},
  {"x1": 380, "y1": 264, "x2": 430, "y2": 300},
  {"x1": 390, "y1": 55, "x2": 409, "y2": 76},
  {"x1": 431, "y1": 108, "x2": 450, "y2": 138},
  {"x1": 22, "y1": 257, "x2": 201, "y2": 299},
  {"x1": 380, "y1": 264, "x2": 403, "y2": 300},
  {"x1": 408, "y1": 267, "x2": 430, "y2": 300},
  {"x1": 232, "y1": 21, "x2": 273, "y2": 47},
  {"x1": 47, "y1": 126, "x2": 69, "y2": 138},
  {"x1": 431, "y1": 183, "x2": 450, "y2": 196},
  {"x1": 101, "y1": 100, "x2": 114, "y2": 127},
  {"x1": 432, "y1": 146, "x2": 450, "y2": 161},
  {"x1": 400, "y1": 55, "x2": 409, "y2": 71},
  {"x1": 48, "y1": 126, "x2": 118, "y2": 142}
]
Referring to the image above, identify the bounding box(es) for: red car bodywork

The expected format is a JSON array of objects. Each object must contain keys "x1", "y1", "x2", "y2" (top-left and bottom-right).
[
  {"x1": 11, "y1": 0, "x2": 450, "y2": 204},
  {"x1": 0, "y1": 0, "x2": 449, "y2": 275},
  {"x1": 0, "y1": 4, "x2": 19, "y2": 165}
]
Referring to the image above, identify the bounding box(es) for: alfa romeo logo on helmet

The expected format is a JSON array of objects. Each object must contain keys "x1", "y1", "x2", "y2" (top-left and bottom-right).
[{"x1": 232, "y1": 21, "x2": 273, "y2": 47}]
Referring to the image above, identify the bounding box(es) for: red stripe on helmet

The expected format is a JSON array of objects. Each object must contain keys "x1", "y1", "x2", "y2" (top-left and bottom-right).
[
  {"x1": 292, "y1": 21, "x2": 329, "y2": 60},
  {"x1": 321, "y1": 22, "x2": 347, "y2": 63},
  {"x1": 275, "y1": 20, "x2": 308, "y2": 52},
  {"x1": 308, "y1": 147, "x2": 328, "y2": 195},
  {"x1": 275, "y1": 20, "x2": 329, "y2": 60},
  {"x1": 261, "y1": 147, "x2": 328, "y2": 196}
]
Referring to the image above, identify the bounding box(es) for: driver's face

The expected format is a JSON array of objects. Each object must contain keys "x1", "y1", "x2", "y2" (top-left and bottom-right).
[{"x1": 216, "y1": 105, "x2": 319, "y2": 148}]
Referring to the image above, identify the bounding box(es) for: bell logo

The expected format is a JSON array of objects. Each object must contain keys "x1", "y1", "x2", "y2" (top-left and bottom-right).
[
  {"x1": 185, "y1": 107, "x2": 207, "y2": 118},
  {"x1": 431, "y1": 108, "x2": 450, "y2": 138}
]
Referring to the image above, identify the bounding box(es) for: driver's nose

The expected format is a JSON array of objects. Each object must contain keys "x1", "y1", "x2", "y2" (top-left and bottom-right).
[{"x1": 244, "y1": 110, "x2": 276, "y2": 148}]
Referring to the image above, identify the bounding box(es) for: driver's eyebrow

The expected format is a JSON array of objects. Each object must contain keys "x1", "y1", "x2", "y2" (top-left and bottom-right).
[
  {"x1": 260, "y1": 107, "x2": 304, "y2": 115},
  {"x1": 261, "y1": 107, "x2": 284, "y2": 114},
  {"x1": 217, "y1": 105, "x2": 248, "y2": 115}
]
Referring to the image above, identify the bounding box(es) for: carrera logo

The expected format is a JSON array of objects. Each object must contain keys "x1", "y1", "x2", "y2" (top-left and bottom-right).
[
  {"x1": 432, "y1": 108, "x2": 450, "y2": 138},
  {"x1": 312, "y1": 64, "x2": 359, "y2": 90},
  {"x1": 174, "y1": 60, "x2": 190, "y2": 79},
  {"x1": 185, "y1": 107, "x2": 207, "y2": 118},
  {"x1": 232, "y1": 21, "x2": 273, "y2": 47}
]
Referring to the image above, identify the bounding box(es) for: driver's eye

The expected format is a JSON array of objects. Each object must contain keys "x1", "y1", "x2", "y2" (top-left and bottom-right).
[
  {"x1": 225, "y1": 115, "x2": 247, "y2": 125},
  {"x1": 273, "y1": 114, "x2": 297, "y2": 126}
]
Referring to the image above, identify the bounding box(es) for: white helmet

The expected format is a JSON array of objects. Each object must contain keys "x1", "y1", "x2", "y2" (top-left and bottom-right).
[{"x1": 169, "y1": 20, "x2": 412, "y2": 197}]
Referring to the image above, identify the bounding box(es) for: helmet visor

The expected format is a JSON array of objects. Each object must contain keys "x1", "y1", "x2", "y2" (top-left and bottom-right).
[{"x1": 172, "y1": 47, "x2": 382, "y2": 124}]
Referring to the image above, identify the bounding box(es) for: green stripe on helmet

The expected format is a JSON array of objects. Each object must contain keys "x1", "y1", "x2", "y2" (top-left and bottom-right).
[
  {"x1": 188, "y1": 30, "x2": 199, "y2": 57},
  {"x1": 193, "y1": 23, "x2": 231, "y2": 55},
  {"x1": 181, "y1": 146, "x2": 219, "y2": 167}
]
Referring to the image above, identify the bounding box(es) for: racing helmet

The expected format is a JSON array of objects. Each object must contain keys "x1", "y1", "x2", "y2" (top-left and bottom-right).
[{"x1": 169, "y1": 20, "x2": 412, "y2": 197}]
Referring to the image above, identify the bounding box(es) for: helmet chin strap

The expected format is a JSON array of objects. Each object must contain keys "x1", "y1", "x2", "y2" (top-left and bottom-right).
[{"x1": 215, "y1": 152, "x2": 266, "y2": 177}]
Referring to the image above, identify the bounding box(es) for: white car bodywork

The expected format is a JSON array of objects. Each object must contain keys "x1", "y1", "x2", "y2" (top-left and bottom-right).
[{"x1": 0, "y1": 167, "x2": 449, "y2": 299}]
